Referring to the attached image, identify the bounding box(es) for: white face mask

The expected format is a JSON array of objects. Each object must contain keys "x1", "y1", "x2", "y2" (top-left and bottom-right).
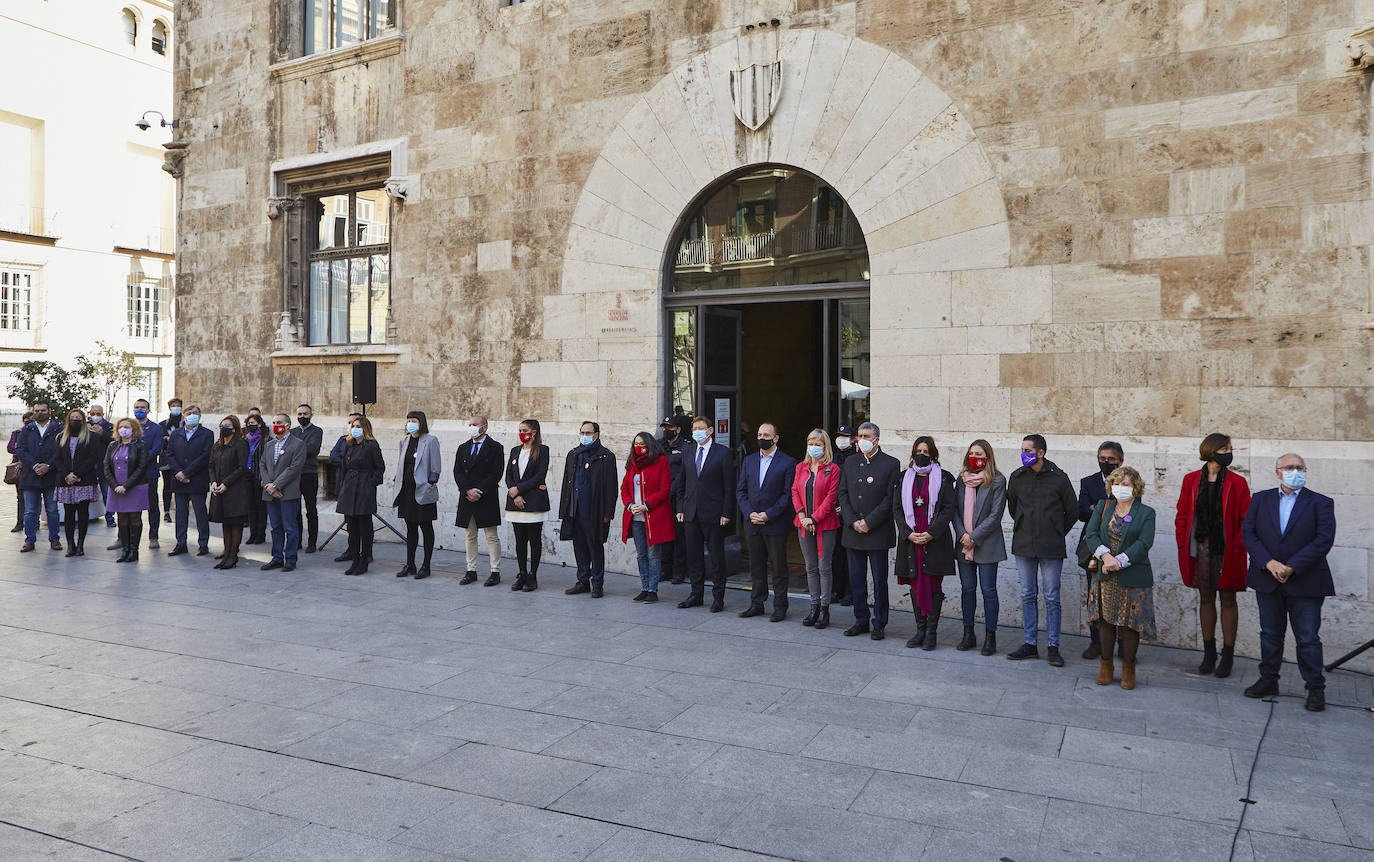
[
  {"x1": 835, "y1": 436, "x2": 851, "y2": 450},
  {"x1": 468, "y1": 425, "x2": 481, "y2": 439},
  {"x1": 1111, "y1": 485, "x2": 1134, "y2": 502},
  {"x1": 857, "y1": 438, "x2": 875, "y2": 455}
]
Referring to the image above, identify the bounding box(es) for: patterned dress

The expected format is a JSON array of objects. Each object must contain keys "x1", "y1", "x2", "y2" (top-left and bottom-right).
[
  {"x1": 1087, "y1": 511, "x2": 1158, "y2": 638},
  {"x1": 55, "y1": 438, "x2": 99, "y2": 505}
]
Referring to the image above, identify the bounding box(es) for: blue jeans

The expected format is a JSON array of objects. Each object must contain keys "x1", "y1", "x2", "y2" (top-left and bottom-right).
[
  {"x1": 96, "y1": 471, "x2": 113, "y2": 524},
  {"x1": 22, "y1": 487, "x2": 59, "y2": 544},
  {"x1": 958, "y1": 560, "x2": 1000, "y2": 632},
  {"x1": 267, "y1": 497, "x2": 301, "y2": 564},
  {"x1": 847, "y1": 547, "x2": 890, "y2": 626},
  {"x1": 630, "y1": 520, "x2": 662, "y2": 592},
  {"x1": 175, "y1": 493, "x2": 209, "y2": 550},
  {"x1": 1015, "y1": 556, "x2": 1063, "y2": 647},
  {"x1": 1255, "y1": 590, "x2": 1325, "y2": 690}
]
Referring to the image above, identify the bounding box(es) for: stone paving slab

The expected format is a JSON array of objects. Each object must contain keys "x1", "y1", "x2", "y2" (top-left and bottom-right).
[{"x1": 0, "y1": 521, "x2": 1370, "y2": 861}]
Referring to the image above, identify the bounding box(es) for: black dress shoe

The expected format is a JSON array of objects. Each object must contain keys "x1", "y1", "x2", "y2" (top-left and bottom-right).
[
  {"x1": 844, "y1": 621, "x2": 870, "y2": 637},
  {"x1": 710, "y1": 597, "x2": 724, "y2": 613},
  {"x1": 1305, "y1": 688, "x2": 1325, "y2": 712},
  {"x1": 214, "y1": 552, "x2": 225, "y2": 560},
  {"x1": 413, "y1": 566, "x2": 431, "y2": 580},
  {"x1": 1006, "y1": 643, "x2": 1040, "y2": 661},
  {"x1": 282, "y1": 562, "x2": 296, "y2": 572},
  {"x1": 333, "y1": 551, "x2": 354, "y2": 562},
  {"x1": 870, "y1": 624, "x2": 885, "y2": 641},
  {"x1": 196, "y1": 547, "x2": 210, "y2": 557},
  {"x1": 512, "y1": 574, "x2": 528, "y2": 591},
  {"x1": 632, "y1": 591, "x2": 648, "y2": 602},
  {"x1": 769, "y1": 609, "x2": 786, "y2": 623},
  {"x1": 815, "y1": 607, "x2": 829, "y2": 630},
  {"x1": 838, "y1": 597, "x2": 853, "y2": 607},
  {"x1": 305, "y1": 541, "x2": 317, "y2": 554},
  {"x1": 739, "y1": 606, "x2": 765, "y2": 618},
  {"x1": 168, "y1": 545, "x2": 188, "y2": 556},
  {"x1": 1244, "y1": 677, "x2": 1279, "y2": 699},
  {"x1": 395, "y1": 564, "x2": 415, "y2": 578},
  {"x1": 566, "y1": 581, "x2": 591, "y2": 595},
  {"x1": 591, "y1": 585, "x2": 604, "y2": 598},
  {"x1": 642, "y1": 592, "x2": 658, "y2": 603},
  {"x1": 483, "y1": 573, "x2": 501, "y2": 587},
  {"x1": 459, "y1": 571, "x2": 478, "y2": 585},
  {"x1": 677, "y1": 595, "x2": 703, "y2": 609},
  {"x1": 261, "y1": 560, "x2": 283, "y2": 570}
]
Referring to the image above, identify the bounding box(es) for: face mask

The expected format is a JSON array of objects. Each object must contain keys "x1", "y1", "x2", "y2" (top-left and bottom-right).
[
  {"x1": 1281, "y1": 469, "x2": 1306, "y2": 490},
  {"x1": 664, "y1": 428, "x2": 678, "y2": 440},
  {"x1": 1213, "y1": 451, "x2": 1234, "y2": 468},
  {"x1": 271, "y1": 423, "x2": 287, "y2": 436},
  {"x1": 246, "y1": 427, "x2": 261, "y2": 437},
  {"x1": 1099, "y1": 460, "x2": 1117, "y2": 477},
  {"x1": 634, "y1": 444, "x2": 648, "y2": 456},
  {"x1": 968, "y1": 455, "x2": 987, "y2": 472},
  {"x1": 405, "y1": 421, "x2": 419, "y2": 435},
  {"x1": 220, "y1": 426, "x2": 233, "y2": 438},
  {"x1": 468, "y1": 425, "x2": 482, "y2": 439},
  {"x1": 133, "y1": 409, "x2": 148, "y2": 421},
  {"x1": 518, "y1": 431, "x2": 533, "y2": 444},
  {"x1": 118, "y1": 427, "x2": 133, "y2": 440},
  {"x1": 913, "y1": 453, "x2": 932, "y2": 468},
  {"x1": 1020, "y1": 451, "x2": 1038, "y2": 468},
  {"x1": 90, "y1": 415, "x2": 103, "y2": 423},
  {"x1": 33, "y1": 412, "x2": 49, "y2": 423},
  {"x1": 757, "y1": 438, "x2": 775, "y2": 451},
  {"x1": 184, "y1": 414, "x2": 201, "y2": 427},
  {"x1": 835, "y1": 436, "x2": 851, "y2": 450},
  {"x1": 170, "y1": 406, "x2": 182, "y2": 416},
  {"x1": 350, "y1": 427, "x2": 364, "y2": 439},
  {"x1": 297, "y1": 416, "x2": 311, "y2": 426},
  {"x1": 579, "y1": 435, "x2": 595, "y2": 447},
  {"x1": 68, "y1": 420, "x2": 83, "y2": 434},
  {"x1": 806, "y1": 444, "x2": 823, "y2": 459},
  {"x1": 857, "y1": 439, "x2": 875, "y2": 455},
  {"x1": 692, "y1": 429, "x2": 709, "y2": 444},
  {"x1": 1111, "y1": 485, "x2": 1134, "y2": 502}
]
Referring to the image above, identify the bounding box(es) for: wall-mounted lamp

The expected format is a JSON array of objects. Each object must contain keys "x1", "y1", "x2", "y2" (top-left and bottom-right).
[{"x1": 135, "y1": 110, "x2": 179, "y2": 131}]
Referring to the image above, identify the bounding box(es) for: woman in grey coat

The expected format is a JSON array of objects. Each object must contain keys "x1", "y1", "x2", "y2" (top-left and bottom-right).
[
  {"x1": 393, "y1": 410, "x2": 442, "y2": 580},
  {"x1": 951, "y1": 439, "x2": 1008, "y2": 656}
]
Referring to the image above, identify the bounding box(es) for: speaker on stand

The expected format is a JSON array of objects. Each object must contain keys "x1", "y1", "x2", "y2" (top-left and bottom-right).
[{"x1": 352, "y1": 360, "x2": 377, "y2": 416}]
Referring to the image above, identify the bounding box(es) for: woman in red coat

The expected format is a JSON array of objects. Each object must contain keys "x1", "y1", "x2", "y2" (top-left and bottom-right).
[
  {"x1": 792, "y1": 428, "x2": 843, "y2": 629},
  {"x1": 1175, "y1": 432, "x2": 1251, "y2": 678},
  {"x1": 621, "y1": 432, "x2": 675, "y2": 603}
]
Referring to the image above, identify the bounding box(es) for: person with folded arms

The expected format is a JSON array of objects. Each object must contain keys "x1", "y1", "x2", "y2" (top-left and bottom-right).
[
  {"x1": 335, "y1": 415, "x2": 386, "y2": 576},
  {"x1": 52, "y1": 409, "x2": 105, "y2": 557},
  {"x1": 104, "y1": 416, "x2": 150, "y2": 562},
  {"x1": 1083, "y1": 466, "x2": 1157, "y2": 690},
  {"x1": 896, "y1": 436, "x2": 957, "y2": 651}
]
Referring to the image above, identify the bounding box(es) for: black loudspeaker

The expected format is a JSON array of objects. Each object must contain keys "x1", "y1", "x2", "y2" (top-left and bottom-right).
[{"x1": 352, "y1": 360, "x2": 377, "y2": 405}]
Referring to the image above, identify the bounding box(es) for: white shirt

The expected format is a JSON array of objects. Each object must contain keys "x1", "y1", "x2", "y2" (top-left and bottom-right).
[
  {"x1": 758, "y1": 450, "x2": 774, "y2": 484},
  {"x1": 694, "y1": 439, "x2": 712, "y2": 472},
  {"x1": 33, "y1": 421, "x2": 50, "y2": 436}
]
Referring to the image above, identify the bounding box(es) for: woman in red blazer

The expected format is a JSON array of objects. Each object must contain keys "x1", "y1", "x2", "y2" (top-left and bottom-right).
[
  {"x1": 793, "y1": 428, "x2": 843, "y2": 630},
  {"x1": 1174, "y1": 432, "x2": 1251, "y2": 678},
  {"x1": 621, "y1": 432, "x2": 675, "y2": 603}
]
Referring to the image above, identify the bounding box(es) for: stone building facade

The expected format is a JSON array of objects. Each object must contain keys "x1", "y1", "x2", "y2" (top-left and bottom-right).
[{"x1": 174, "y1": 0, "x2": 1374, "y2": 665}]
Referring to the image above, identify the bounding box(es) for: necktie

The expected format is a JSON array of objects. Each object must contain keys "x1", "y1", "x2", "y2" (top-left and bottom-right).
[
  {"x1": 696, "y1": 446, "x2": 705, "y2": 474},
  {"x1": 473, "y1": 442, "x2": 480, "y2": 459}
]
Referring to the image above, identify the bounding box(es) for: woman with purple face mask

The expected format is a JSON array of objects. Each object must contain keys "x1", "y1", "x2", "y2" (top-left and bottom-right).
[{"x1": 103, "y1": 418, "x2": 151, "y2": 562}]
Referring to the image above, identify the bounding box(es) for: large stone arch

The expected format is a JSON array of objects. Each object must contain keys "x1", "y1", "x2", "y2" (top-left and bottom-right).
[{"x1": 524, "y1": 29, "x2": 1009, "y2": 426}]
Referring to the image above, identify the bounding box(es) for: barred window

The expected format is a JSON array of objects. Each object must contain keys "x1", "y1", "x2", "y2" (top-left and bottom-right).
[
  {"x1": 304, "y1": 0, "x2": 392, "y2": 55},
  {"x1": 126, "y1": 274, "x2": 170, "y2": 338},
  {"x1": 0, "y1": 269, "x2": 33, "y2": 331},
  {"x1": 307, "y1": 188, "x2": 390, "y2": 346}
]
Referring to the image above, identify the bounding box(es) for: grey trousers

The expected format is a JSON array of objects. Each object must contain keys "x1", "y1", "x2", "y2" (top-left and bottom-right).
[{"x1": 798, "y1": 528, "x2": 837, "y2": 607}]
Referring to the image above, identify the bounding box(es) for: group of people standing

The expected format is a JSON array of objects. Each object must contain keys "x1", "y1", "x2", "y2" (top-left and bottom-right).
[{"x1": 9, "y1": 403, "x2": 1339, "y2": 710}]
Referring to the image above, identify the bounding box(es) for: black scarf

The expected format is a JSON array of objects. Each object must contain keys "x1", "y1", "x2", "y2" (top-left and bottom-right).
[{"x1": 1193, "y1": 468, "x2": 1226, "y2": 556}]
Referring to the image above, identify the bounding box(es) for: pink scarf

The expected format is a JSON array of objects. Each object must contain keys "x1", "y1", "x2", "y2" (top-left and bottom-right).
[
  {"x1": 901, "y1": 463, "x2": 943, "y2": 528},
  {"x1": 901, "y1": 464, "x2": 943, "y2": 615},
  {"x1": 959, "y1": 470, "x2": 984, "y2": 561}
]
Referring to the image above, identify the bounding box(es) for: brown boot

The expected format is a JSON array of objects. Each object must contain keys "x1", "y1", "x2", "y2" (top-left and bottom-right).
[
  {"x1": 1096, "y1": 658, "x2": 1114, "y2": 686},
  {"x1": 1121, "y1": 662, "x2": 1136, "y2": 690}
]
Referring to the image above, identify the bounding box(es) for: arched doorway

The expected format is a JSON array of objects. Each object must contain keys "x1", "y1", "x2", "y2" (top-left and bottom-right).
[{"x1": 664, "y1": 164, "x2": 871, "y2": 463}]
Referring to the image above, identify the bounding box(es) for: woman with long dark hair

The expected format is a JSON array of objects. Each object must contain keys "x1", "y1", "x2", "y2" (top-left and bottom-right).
[
  {"x1": 208, "y1": 414, "x2": 251, "y2": 570},
  {"x1": 337, "y1": 415, "x2": 386, "y2": 576},
  {"x1": 620, "y1": 431, "x2": 673, "y2": 603},
  {"x1": 393, "y1": 411, "x2": 441, "y2": 579},
  {"x1": 505, "y1": 418, "x2": 550, "y2": 591},
  {"x1": 52, "y1": 409, "x2": 104, "y2": 557},
  {"x1": 895, "y1": 435, "x2": 957, "y2": 650}
]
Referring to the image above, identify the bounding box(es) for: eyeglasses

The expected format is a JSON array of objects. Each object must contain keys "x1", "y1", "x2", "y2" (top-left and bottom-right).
[{"x1": 1279, "y1": 465, "x2": 1307, "y2": 472}]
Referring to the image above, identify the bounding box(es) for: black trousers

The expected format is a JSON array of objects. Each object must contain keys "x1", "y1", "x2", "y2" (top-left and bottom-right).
[
  {"x1": 570, "y1": 518, "x2": 606, "y2": 587},
  {"x1": 296, "y1": 472, "x2": 318, "y2": 547},
  {"x1": 345, "y1": 514, "x2": 374, "y2": 563},
  {"x1": 685, "y1": 518, "x2": 726, "y2": 601},
  {"x1": 248, "y1": 492, "x2": 268, "y2": 542},
  {"x1": 746, "y1": 531, "x2": 789, "y2": 610},
  {"x1": 145, "y1": 472, "x2": 160, "y2": 540}
]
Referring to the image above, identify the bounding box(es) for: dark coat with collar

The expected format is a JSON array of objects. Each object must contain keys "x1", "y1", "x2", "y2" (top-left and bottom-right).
[
  {"x1": 894, "y1": 466, "x2": 958, "y2": 579},
  {"x1": 950, "y1": 472, "x2": 1008, "y2": 564},
  {"x1": 1077, "y1": 472, "x2": 1108, "y2": 523},
  {"x1": 680, "y1": 439, "x2": 735, "y2": 523},
  {"x1": 16, "y1": 421, "x2": 61, "y2": 489},
  {"x1": 736, "y1": 448, "x2": 797, "y2": 537},
  {"x1": 558, "y1": 442, "x2": 618, "y2": 538},
  {"x1": 1083, "y1": 499, "x2": 1156, "y2": 588},
  {"x1": 1006, "y1": 458, "x2": 1077, "y2": 559},
  {"x1": 335, "y1": 438, "x2": 386, "y2": 516},
  {"x1": 208, "y1": 439, "x2": 253, "y2": 523},
  {"x1": 453, "y1": 436, "x2": 505, "y2": 528},
  {"x1": 165, "y1": 425, "x2": 216, "y2": 494},
  {"x1": 838, "y1": 447, "x2": 901, "y2": 551},
  {"x1": 52, "y1": 433, "x2": 105, "y2": 488},
  {"x1": 290, "y1": 422, "x2": 324, "y2": 475},
  {"x1": 505, "y1": 444, "x2": 551, "y2": 514},
  {"x1": 1242, "y1": 487, "x2": 1335, "y2": 597},
  {"x1": 103, "y1": 440, "x2": 150, "y2": 490}
]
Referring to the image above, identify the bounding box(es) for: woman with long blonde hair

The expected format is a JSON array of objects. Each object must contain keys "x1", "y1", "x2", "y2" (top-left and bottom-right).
[
  {"x1": 950, "y1": 439, "x2": 1008, "y2": 656},
  {"x1": 52, "y1": 409, "x2": 104, "y2": 556},
  {"x1": 792, "y1": 428, "x2": 843, "y2": 629}
]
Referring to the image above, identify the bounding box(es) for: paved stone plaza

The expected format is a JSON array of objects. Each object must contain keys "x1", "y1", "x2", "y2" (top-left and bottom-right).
[{"x1": 0, "y1": 516, "x2": 1371, "y2": 862}]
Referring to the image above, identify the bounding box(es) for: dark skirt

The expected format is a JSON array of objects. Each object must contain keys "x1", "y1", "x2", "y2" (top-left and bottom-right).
[{"x1": 393, "y1": 475, "x2": 436, "y2": 522}]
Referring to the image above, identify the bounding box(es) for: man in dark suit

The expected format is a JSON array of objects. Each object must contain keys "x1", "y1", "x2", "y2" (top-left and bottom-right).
[
  {"x1": 454, "y1": 414, "x2": 505, "y2": 585},
  {"x1": 166, "y1": 404, "x2": 215, "y2": 556},
  {"x1": 838, "y1": 421, "x2": 902, "y2": 639},
  {"x1": 1077, "y1": 441, "x2": 1123, "y2": 659},
  {"x1": 676, "y1": 415, "x2": 736, "y2": 612},
  {"x1": 558, "y1": 421, "x2": 618, "y2": 597},
  {"x1": 17, "y1": 400, "x2": 62, "y2": 551},
  {"x1": 291, "y1": 403, "x2": 324, "y2": 553},
  {"x1": 736, "y1": 422, "x2": 797, "y2": 621},
  {"x1": 1242, "y1": 452, "x2": 1337, "y2": 712},
  {"x1": 658, "y1": 416, "x2": 688, "y2": 585}
]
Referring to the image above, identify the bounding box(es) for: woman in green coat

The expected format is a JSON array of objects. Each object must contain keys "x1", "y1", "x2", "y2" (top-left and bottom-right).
[{"x1": 1084, "y1": 465, "x2": 1158, "y2": 690}]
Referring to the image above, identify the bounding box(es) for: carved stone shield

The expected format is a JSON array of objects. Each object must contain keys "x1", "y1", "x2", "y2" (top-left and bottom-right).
[{"x1": 729, "y1": 62, "x2": 783, "y2": 131}]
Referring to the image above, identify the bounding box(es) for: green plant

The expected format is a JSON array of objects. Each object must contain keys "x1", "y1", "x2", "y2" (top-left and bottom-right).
[
  {"x1": 75, "y1": 341, "x2": 146, "y2": 412},
  {"x1": 5, "y1": 361, "x2": 97, "y2": 418}
]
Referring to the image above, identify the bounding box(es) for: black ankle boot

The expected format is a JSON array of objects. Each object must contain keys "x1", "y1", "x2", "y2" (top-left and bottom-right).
[
  {"x1": 923, "y1": 593, "x2": 944, "y2": 650},
  {"x1": 511, "y1": 573, "x2": 527, "y2": 591},
  {"x1": 115, "y1": 525, "x2": 131, "y2": 562},
  {"x1": 802, "y1": 603, "x2": 819, "y2": 626},
  {"x1": 522, "y1": 573, "x2": 537, "y2": 591},
  {"x1": 815, "y1": 606, "x2": 829, "y2": 630},
  {"x1": 1198, "y1": 639, "x2": 1217, "y2": 675},
  {"x1": 980, "y1": 630, "x2": 996, "y2": 656},
  {"x1": 956, "y1": 625, "x2": 977, "y2": 651},
  {"x1": 127, "y1": 524, "x2": 141, "y2": 562},
  {"x1": 1214, "y1": 644, "x2": 1234, "y2": 678}
]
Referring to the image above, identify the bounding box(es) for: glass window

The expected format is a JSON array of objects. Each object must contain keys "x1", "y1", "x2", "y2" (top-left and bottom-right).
[
  {"x1": 0, "y1": 270, "x2": 33, "y2": 332},
  {"x1": 121, "y1": 9, "x2": 137, "y2": 47},
  {"x1": 306, "y1": 188, "x2": 390, "y2": 346},
  {"x1": 837, "y1": 299, "x2": 870, "y2": 430},
  {"x1": 670, "y1": 166, "x2": 869, "y2": 293},
  {"x1": 304, "y1": 0, "x2": 393, "y2": 56},
  {"x1": 125, "y1": 274, "x2": 169, "y2": 338},
  {"x1": 670, "y1": 309, "x2": 695, "y2": 415},
  {"x1": 151, "y1": 20, "x2": 168, "y2": 55}
]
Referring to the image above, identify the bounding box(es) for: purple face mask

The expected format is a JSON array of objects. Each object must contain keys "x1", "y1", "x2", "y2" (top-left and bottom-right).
[
  {"x1": 1020, "y1": 451, "x2": 1038, "y2": 468},
  {"x1": 117, "y1": 427, "x2": 133, "y2": 440}
]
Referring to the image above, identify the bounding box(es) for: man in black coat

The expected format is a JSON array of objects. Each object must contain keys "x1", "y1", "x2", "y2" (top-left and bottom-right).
[
  {"x1": 658, "y1": 416, "x2": 688, "y2": 585},
  {"x1": 838, "y1": 421, "x2": 902, "y2": 640},
  {"x1": 454, "y1": 415, "x2": 505, "y2": 585},
  {"x1": 166, "y1": 405, "x2": 216, "y2": 556},
  {"x1": 1005, "y1": 434, "x2": 1078, "y2": 667},
  {"x1": 159, "y1": 398, "x2": 184, "y2": 524},
  {"x1": 1077, "y1": 440, "x2": 1123, "y2": 659},
  {"x1": 291, "y1": 403, "x2": 324, "y2": 553},
  {"x1": 831, "y1": 424, "x2": 856, "y2": 606},
  {"x1": 736, "y1": 422, "x2": 797, "y2": 621},
  {"x1": 675, "y1": 416, "x2": 736, "y2": 612},
  {"x1": 17, "y1": 400, "x2": 62, "y2": 551},
  {"x1": 559, "y1": 421, "x2": 618, "y2": 597}
]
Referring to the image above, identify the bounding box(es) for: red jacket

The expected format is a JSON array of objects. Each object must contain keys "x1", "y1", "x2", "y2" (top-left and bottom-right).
[
  {"x1": 792, "y1": 461, "x2": 842, "y2": 557},
  {"x1": 620, "y1": 457, "x2": 675, "y2": 546},
  {"x1": 1175, "y1": 469, "x2": 1251, "y2": 590}
]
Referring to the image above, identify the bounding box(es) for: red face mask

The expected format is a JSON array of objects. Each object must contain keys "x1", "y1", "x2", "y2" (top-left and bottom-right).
[
  {"x1": 968, "y1": 455, "x2": 987, "y2": 471},
  {"x1": 271, "y1": 424, "x2": 287, "y2": 436},
  {"x1": 634, "y1": 445, "x2": 648, "y2": 456},
  {"x1": 518, "y1": 431, "x2": 533, "y2": 444}
]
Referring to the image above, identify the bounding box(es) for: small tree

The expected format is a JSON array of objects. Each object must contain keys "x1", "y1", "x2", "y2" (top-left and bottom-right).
[
  {"x1": 5, "y1": 361, "x2": 97, "y2": 418},
  {"x1": 75, "y1": 341, "x2": 146, "y2": 414}
]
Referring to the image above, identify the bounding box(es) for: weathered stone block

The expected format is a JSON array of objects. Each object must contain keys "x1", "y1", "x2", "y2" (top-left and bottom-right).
[
  {"x1": 1132, "y1": 214, "x2": 1225, "y2": 259},
  {"x1": 1169, "y1": 167, "x2": 1245, "y2": 215},
  {"x1": 1051, "y1": 264, "x2": 1162, "y2": 323},
  {"x1": 999, "y1": 354, "x2": 1054, "y2": 388},
  {"x1": 1246, "y1": 154, "x2": 1369, "y2": 209},
  {"x1": 1092, "y1": 386, "x2": 1200, "y2": 437},
  {"x1": 1159, "y1": 254, "x2": 1254, "y2": 319},
  {"x1": 950, "y1": 267, "x2": 1052, "y2": 327}
]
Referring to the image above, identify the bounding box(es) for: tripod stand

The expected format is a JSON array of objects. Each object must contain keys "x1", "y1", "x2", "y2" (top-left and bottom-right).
[{"x1": 1326, "y1": 638, "x2": 1374, "y2": 672}]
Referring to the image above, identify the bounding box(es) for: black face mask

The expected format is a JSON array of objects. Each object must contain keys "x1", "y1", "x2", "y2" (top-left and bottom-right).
[
  {"x1": 220, "y1": 426, "x2": 233, "y2": 438},
  {"x1": 663, "y1": 428, "x2": 678, "y2": 440},
  {"x1": 68, "y1": 420, "x2": 83, "y2": 434},
  {"x1": 1099, "y1": 460, "x2": 1117, "y2": 477},
  {"x1": 913, "y1": 453, "x2": 932, "y2": 468},
  {"x1": 757, "y1": 438, "x2": 775, "y2": 451},
  {"x1": 33, "y1": 412, "x2": 49, "y2": 423},
  {"x1": 297, "y1": 417, "x2": 311, "y2": 426},
  {"x1": 1213, "y1": 451, "x2": 1234, "y2": 468},
  {"x1": 245, "y1": 425, "x2": 260, "y2": 435}
]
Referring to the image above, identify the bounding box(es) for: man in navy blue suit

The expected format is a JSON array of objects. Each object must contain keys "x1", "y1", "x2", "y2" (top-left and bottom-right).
[
  {"x1": 676, "y1": 415, "x2": 736, "y2": 613},
  {"x1": 736, "y1": 422, "x2": 797, "y2": 622},
  {"x1": 1241, "y1": 452, "x2": 1336, "y2": 712},
  {"x1": 166, "y1": 404, "x2": 216, "y2": 556}
]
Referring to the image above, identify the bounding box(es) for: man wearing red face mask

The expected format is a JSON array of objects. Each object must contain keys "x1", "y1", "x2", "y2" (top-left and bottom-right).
[{"x1": 257, "y1": 414, "x2": 308, "y2": 572}]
